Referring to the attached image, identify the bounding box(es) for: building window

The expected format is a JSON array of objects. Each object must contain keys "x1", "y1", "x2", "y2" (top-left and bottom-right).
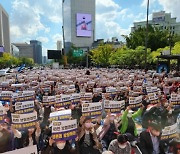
[
  {"x1": 173, "y1": 31, "x2": 175, "y2": 34},
  {"x1": 164, "y1": 26, "x2": 166, "y2": 29},
  {"x1": 173, "y1": 26, "x2": 175, "y2": 29}
]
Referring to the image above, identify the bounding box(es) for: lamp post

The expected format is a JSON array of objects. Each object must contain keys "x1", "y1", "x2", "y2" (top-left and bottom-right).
[{"x1": 145, "y1": 0, "x2": 150, "y2": 70}]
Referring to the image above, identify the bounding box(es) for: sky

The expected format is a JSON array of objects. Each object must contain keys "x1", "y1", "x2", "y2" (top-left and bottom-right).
[{"x1": 0, "y1": 0, "x2": 180, "y2": 56}]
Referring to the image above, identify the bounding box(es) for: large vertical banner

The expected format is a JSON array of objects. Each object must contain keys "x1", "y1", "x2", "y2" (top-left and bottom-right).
[{"x1": 76, "y1": 13, "x2": 92, "y2": 37}]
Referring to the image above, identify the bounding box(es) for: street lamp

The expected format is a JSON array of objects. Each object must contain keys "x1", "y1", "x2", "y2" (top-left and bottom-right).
[{"x1": 145, "y1": 0, "x2": 149, "y2": 70}]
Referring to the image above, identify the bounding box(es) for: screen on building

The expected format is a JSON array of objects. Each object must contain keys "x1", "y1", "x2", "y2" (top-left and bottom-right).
[
  {"x1": 47, "y1": 50, "x2": 62, "y2": 59},
  {"x1": 76, "y1": 13, "x2": 92, "y2": 37},
  {"x1": 0, "y1": 46, "x2": 5, "y2": 52}
]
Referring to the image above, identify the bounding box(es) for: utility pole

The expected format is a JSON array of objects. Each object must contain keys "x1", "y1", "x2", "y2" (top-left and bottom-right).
[
  {"x1": 62, "y1": 0, "x2": 67, "y2": 66},
  {"x1": 145, "y1": 0, "x2": 149, "y2": 70}
]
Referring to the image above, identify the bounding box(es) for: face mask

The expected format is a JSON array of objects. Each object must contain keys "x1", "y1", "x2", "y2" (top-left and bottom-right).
[
  {"x1": 119, "y1": 143, "x2": 127, "y2": 149},
  {"x1": 168, "y1": 110, "x2": 173, "y2": 114},
  {"x1": 4, "y1": 107, "x2": 9, "y2": 112},
  {"x1": 85, "y1": 123, "x2": 92, "y2": 128},
  {"x1": 57, "y1": 142, "x2": 66, "y2": 150}
]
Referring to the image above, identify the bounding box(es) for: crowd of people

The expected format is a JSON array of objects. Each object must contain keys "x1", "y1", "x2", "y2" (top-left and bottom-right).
[{"x1": 0, "y1": 68, "x2": 179, "y2": 154}]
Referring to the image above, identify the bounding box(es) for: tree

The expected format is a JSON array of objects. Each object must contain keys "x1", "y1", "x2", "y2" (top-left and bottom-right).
[
  {"x1": 123, "y1": 25, "x2": 173, "y2": 51},
  {"x1": 90, "y1": 44, "x2": 114, "y2": 67}
]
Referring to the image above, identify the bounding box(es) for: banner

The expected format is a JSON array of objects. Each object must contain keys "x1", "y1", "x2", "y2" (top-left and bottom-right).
[
  {"x1": 80, "y1": 92, "x2": 93, "y2": 102},
  {"x1": 15, "y1": 101, "x2": 34, "y2": 114},
  {"x1": 161, "y1": 123, "x2": 178, "y2": 140},
  {"x1": 170, "y1": 93, "x2": 180, "y2": 106},
  {"x1": 0, "y1": 91, "x2": 13, "y2": 101},
  {"x1": 82, "y1": 102, "x2": 102, "y2": 118},
  {"x1": 0, "y1": 106, "x2": 6, "y2": 123},
  {"x1": 52, "y1": 119, "x2": 77, "y2": 141},
  {"x1": 49, "y1": 109, "x2": 71, "y2": 121},
  {"x1": 71, "y1": 93, "x2": 81, "y2": 105},
  {"x1": 93, "y1": 88, "x2": 102, "y2": 93},
  {"x1": 104, "y1": 100, "x2": 125, "y2": 114},
  {"x1": 148, "y1": 93, "x2": 159, "y2": 104},
  {"x1": 15, "y1": 91, "x2": 35, "y2": 102},
  {"x1": 129, "y1": 95, "x2": 142, "y2": 108},
  {"x1": 11, "y1": 112, "x2": 37, "y2": 130},
  {"x1": 43, "y1": 96, "x2": 56, "y2": 106},
  {"x1": 3, "y1": 145, "x2": 38, "y2": 154},
  {"x1": 55, "y1": 94, "x2": 71, "y2": 108}
]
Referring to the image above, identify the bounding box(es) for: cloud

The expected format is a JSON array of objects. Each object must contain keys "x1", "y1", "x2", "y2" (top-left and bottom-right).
[
  {"x1": 36, "y1": 37, "x2": 49, "y2": 43},
  {"x1": 10, "y1": 0, "x2": 50, "y2": 41},
  {"x1": 52, "y1": 34, "x2": 63, "y2": 43},
  {"x1": 158, "y1": 0, "x2": 180, "y2": 21}
]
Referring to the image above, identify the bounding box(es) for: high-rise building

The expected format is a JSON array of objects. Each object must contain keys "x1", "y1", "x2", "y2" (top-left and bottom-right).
[
  {"x1": 63, "y1": 0, "x2": 95, "y2": 52},
  {"x1": 57, "y1": 40, "x2": 62, "y2": 50},
  {"x1": 0, "y1": 4, "x2": 10, "y2": 52},
  {"x1": 13, "y1": 43, "x2": 34, "y2": 59},
  {"x1": 13, "y1": 40, "x2": 42, "y2": 64},
  {"x1": 30, "y1": 40, "x2": 42, "y2": 64},
  {"x1": 131, "y1": 11, "x2": 180, "y2": 35}
]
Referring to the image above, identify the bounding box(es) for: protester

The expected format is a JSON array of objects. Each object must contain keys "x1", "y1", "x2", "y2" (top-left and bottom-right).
[
  {"x1": 139, "y1": 120, "x2": 165, "y2": 154},
  {"x1": 0, "y1": 68, "x2": 179, "y2": 154},
  {"x1": 108, "y1": 134, "x2": 131, "y2": 154}
]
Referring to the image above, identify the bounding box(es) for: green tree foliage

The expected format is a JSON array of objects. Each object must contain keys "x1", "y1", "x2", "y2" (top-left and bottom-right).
[
  {"x1": 66, "y1": 45, "x2": 86, "y2": 65},
  {"x1": 0, "y1": 53, "x2": 34, "y2": 69},
  {"x1": 90, "y1": 44, "x2": 114, "y2": 67},
  {"x1": 124, "y1": 25, "x2": 174, "y2": 51}
]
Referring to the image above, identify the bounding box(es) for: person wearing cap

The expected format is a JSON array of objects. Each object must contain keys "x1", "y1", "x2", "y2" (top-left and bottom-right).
[
  {"x1": 78, "y1": 116, "x2": 101, "y2": 154},
  {"x1": 139, "y1": 120, "x2": 165, "y2": 154},
  {"x1": 118, "y1": 105, "x2": 144, "y2": 137},
  {"x1": 108, "y1": 134, "x2": 131, "y2": 154}
]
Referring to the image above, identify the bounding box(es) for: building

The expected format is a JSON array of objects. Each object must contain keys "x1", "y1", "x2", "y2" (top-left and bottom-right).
[
  {"x1": 13, "y1": 40, "x2": 42, "y2": 64},
  {"x1": 12, "y1": 43, "x2": 34, "y2": 59},
  {"x1": 11, "y1": 44, "x2": 19, "y2": 57},
  {"x1": 57, "y1": 40, "x2": 62, "y2": 50},
  {"x1": 0, "y1": 4, "x2": 10, "y2": 52},
  {"x1": 131, "y1": 11, "x2": 180, "y2": 35},
  {"x1": 63, "y1": 0, "x2": 95, "y2": 52},
  {"x1": 42, "y1": 56, "x2": 47, "y2": 64},
  {"x1": 30, "y1": 40, "x2": 42, "y2": 64}
]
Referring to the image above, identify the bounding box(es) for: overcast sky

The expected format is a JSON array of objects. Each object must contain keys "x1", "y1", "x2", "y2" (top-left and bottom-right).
[{"x1": 1, "y1": 0, "x2": 180, "y2": 56}]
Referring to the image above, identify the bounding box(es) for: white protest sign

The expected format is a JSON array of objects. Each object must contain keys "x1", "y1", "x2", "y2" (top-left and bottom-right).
[
  {"x1": 104, "y1": 100, "x2": 125, "y2": 114},
  {"x1": 129, "y1": 95, "x2": 142, "y2": 108},
  {"x1": 11, "y1": 112, "x2": 37, "y2": 130},
  {"x1": 15, "y1": 101, "x2": 34, "y2": 114},
  {"x1": 161, "y1": 123, "x2": 178, "y2": 140},
  {"x1": 82, "y1": 102, "x2": 102, "y2": 118},
  {"x1": 3, "y1": 145, "x2": 38, "y2": 154},
  {"x1": 50, "y1": 109, "x2": 71, "y2": 121},
  {"x1": 52, "y1": 119, "x2": 77, "y2": 141}
]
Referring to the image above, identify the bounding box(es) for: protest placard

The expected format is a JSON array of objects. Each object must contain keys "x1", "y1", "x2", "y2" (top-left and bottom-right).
[
  {"x1": 161, "y1": 123, "x2": 178, "y2": 140},
  {"x1": 71, "y1": 93, "x2": 80, "y2": 105},
  {"x1": 148, "y1": 93, "x2": 159, "y2": 104},
  {"x1": 129, "y1": 95, "x2": 142, "y2": 108},
  {"x1": 80, "y1": 92, "x2": 93, "y2": 102},
  {"x1": 106, "y1": 87, "x2": 117, "y2": 98},
  {"x1": 43, "y1": 96, "x2": 56, "y2": 106},
  {"x1": 104, "y1": 100, "x2": 125, "y2": 114},
  {"x1": 0, "y1": 91, "x2": 13, "y2": 101},
  {"x1": 55, "y1": 94, "x2": 71, "y2": 108},
  {"x1": 49, "y1": 109, "x2": 71, "y2": 121},
  {"x1": 170, "y1": 93, "x2": 180, "y2": 107},
  {"x1": 0, "y1": 105, "x2": 6, "y2": 123},
  {"x1": 52, "y1": 119, "x2": 77, "y2": 141},
  {"x1": 14, "y1": 91, "x2": 35, "y2": 102},
  {"x1": 82, "y1": 102, "x2": 102, "y2": 118},
  {"x1": 3, "y1": 145, "x2": 38, "y2": 154},
  {"x1": 15, "y1": 101, "x2": 34, "y2": 114},
  {"x1": 11, "y1": 112, "x2": 37, "y2": 130}
]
